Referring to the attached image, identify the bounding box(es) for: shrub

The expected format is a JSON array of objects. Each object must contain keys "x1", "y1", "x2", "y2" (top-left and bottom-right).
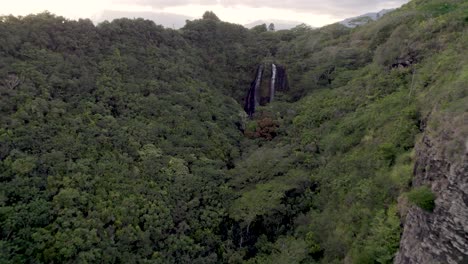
[{"x1": 407, "y1": 186, "x2": 436, "y2": 211}]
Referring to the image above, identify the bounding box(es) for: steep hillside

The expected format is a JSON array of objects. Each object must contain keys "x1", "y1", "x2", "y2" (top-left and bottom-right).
[
  {"x1": 0, "y1": 13, "x2": 253, "y2": 263},
  {"x1": 0, "y1": 0, "x2": 467, "y2": 263}
]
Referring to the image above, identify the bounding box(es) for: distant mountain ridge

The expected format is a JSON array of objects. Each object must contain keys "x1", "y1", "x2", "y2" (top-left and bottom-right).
[
  {"x1": 339, "y1": 9, "x2": 395, "y2": 27},
  {"x1": 244, "y1": 19, "x2": 307, "y2": 30},
  {"x1": 93, "y1": 9, "x2": 393, "y2": 30},
  {"x1": 244, "y1": 9, "x2": 395, "y2": 30}
]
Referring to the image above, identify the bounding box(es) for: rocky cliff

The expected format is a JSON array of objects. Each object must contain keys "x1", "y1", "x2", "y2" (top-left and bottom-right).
[{"x1": 395, "y1": 113, "x2": 468, "y2": 264}]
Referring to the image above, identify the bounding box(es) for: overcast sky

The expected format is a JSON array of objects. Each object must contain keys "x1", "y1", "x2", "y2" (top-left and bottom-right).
[{"x1": 0, "y1": 0, "x2": 409, "y2": 28}]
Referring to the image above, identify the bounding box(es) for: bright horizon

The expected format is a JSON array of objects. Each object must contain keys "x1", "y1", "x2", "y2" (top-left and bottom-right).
[{"x1": 0, "y1": 0, "x2": 409, "y2": 28}]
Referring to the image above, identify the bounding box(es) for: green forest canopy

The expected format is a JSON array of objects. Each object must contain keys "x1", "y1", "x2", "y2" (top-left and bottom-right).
[{"x1": 0, "y1": 0, "x2": 467, "y2": 263}]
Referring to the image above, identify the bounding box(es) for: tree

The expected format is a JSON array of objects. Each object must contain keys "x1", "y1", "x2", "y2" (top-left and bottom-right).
[
  {"x1": 251, "y1": 24, "x2": 267, "y2": 33},
  {"x1": 202, "y1": 11, "x2": 220, "y2": 21},
  {"x1": 268, "y1": 23, "x2": 275, "y2": 31}
]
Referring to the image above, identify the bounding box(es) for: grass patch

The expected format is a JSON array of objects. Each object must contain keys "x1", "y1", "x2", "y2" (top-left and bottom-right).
[{"x1": 407, "y1": 186, "x2": 436, "y2": 211}]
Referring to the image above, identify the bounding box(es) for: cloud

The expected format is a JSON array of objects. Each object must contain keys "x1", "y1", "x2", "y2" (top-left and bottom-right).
[
  {"x1": 114, "y1": 0, "x2": 217, "y2": 8},
  {"x1": 0, "y1": 0, "x2": 409, "y2": 28},
  {"x1": 114, "y1": 0, "x2": 409, "y2": 16}
]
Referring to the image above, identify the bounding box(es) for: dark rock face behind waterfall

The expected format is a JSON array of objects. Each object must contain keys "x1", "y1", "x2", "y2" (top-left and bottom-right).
[
  {"x1": 244, "y1": 64, "x2": 289, "y2": 116},
  {"x1": 274, "y1": 65, "x2": 289, "y2": 92}
]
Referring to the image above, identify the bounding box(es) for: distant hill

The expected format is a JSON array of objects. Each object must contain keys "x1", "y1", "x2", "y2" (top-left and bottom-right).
[
  {"x1": 339, "y1": 9, "x2": 395, "y2": 27},
  {"x1": 244, "y1": 19, "x2": 307, "y2": 30},
  {"x1": 96, "y1": 13, "x2": 306, "y2": 30},
  {"x1": 245, "y1": 10, "x2": 394, "y2": 30}
]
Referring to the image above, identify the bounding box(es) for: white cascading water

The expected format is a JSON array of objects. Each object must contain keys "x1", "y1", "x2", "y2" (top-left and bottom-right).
[
  {"x1": 254, "y1": 65, "x2": 263, "y2": 106},
  {"x1": 270, "y1": 64, "x2": 277, "y2": 102}
]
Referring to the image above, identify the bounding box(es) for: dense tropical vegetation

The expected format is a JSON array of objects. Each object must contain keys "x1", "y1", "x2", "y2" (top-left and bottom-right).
[{"x1": 1, "y1": 0, "x2": 467, "y2": 263}]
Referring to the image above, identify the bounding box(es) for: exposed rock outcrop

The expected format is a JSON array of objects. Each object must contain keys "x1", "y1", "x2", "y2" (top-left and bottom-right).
[{"x1": 395, "y1": 114, "x2": 468, "y2": 264}]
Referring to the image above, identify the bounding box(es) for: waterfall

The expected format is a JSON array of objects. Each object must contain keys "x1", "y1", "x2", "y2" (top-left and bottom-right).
[
  {"x1": 254, "y1": 64, "x2": 264, "y2": 106},
  {"x1": 244, "y1": 63, "x2": 288, "y2": 117},
  {"x1": 270, "y1": 64, "x2": 277, "y2": 102},
  {"x1": 244, "y1": 64, "x2": 264, "y2": 117}
]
